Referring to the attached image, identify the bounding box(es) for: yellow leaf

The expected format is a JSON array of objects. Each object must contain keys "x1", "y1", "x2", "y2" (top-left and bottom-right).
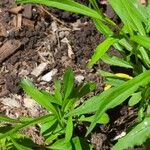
[
  {"x1": 104, "y1": 84, "x2": 112, "y2": 91},
  {"x1": 115, "y1": 73, "x2": 133, "y2": 80}
]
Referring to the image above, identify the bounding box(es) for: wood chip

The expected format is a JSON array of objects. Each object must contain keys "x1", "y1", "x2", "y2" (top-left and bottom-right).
[
  {"x1": 12, "y1": 15, "x2": 17, "y2": 27},
  {"x1": 0, "y1": 40, "x2": 21, "y2": 63},
  {"x1": 0, "y1": 23, "x2": 7, "y2": 37},
  {"x1": 12, "y1": 14, "x2": 22, "y2": 28},
  {"x1": 17, "y1": 14, "x2": 22, "y2": 28},
  {"x1": 51, "y1": 22, "x2": 58, "y2": 32},
  {"x1": 0, "y1": 89, "x2": 9, "y2": 98},
  {"x1": 61, "y1": 37, "x2": 74, "y2": 59},
  {"x1": 22, "y1": 18, "x2": 35, "y2": 28},
  {"x1": 31, "y1": 62, "x2": 48, "y2": 77},
  {"x1": 9, "y1": 6, "x2": 23, "y2": 14},
  {"x1": 23, "y1": 4, "x2": 32, "y2": 19}
]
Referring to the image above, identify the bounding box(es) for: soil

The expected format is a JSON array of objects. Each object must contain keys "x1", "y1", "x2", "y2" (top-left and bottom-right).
[{"x1": 0, "y1": 0, "x2": 143, "y2": 150}]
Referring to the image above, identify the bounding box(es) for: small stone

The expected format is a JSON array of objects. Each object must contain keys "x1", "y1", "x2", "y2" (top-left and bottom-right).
[
  {"x1": 75, "y1": 75, "x2": 85, "y2": 83},
  {"x1": 51, "y1": 21, "x2": 58, "y2": 32},
  {"x1": 61, "y1": 37, "x2": 74, "y2": 59},
  {"x1": 59, "y1": 31, "x2": 65, "y2": 39},
  {"x1": 41, "y1": 69, "x2": 58, "y2": 82}
]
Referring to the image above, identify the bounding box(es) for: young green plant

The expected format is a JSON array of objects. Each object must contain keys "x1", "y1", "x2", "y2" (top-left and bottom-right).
[
  {"x1": 16, "y1": 0, "x2": 150, "y2": 149},
  {"x1": 0, "y1": 68, "x2": 109, "y2": 149}
]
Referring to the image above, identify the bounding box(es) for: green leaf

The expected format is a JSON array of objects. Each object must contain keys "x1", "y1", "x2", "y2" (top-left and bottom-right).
[
  {"x1": 79, "y1": 113, "x2": 109, "y2": 124},
  {"x1": 88, "y1": 37, "x2": 118, "y2": 67},
  {"x1": 40, "y1": 116, "x2": 56, "y2": 134},
  {"x1": 48, "y1": 137, "x2": 91, "y2": 150},
  {"x1": 131, "y1": 35, "x2": 150, "y2": 50},
  {"x1": 86, "y1": 70, "x2": 150, "y2": 136},
  {"x1": 68, "y1": 89, "x2": 114, "y2": 117},
  {"x1": 101, "y1": 54, "x2": 133, "y2": 68},
  {"x1": 89, "y1": 0, "x2": 102, "y2": 14},
  {"x1": 65, "y1": 116, "x2": 73, "y2": 143},
  {"x1": 99, "y1": 70, "x2": 126, "y2": 86},
  {"x1": 106, "y1": 78, "x2": 125, "y2": 87},
  {"x1": 41, "y1": 90, "x2": 61, "y2": 105},
  {"x1": 118, "y1": 38, "x2": 132, "y2": 52},
  {"x1": 77, "y1": 82, "x2": 96, "y2": 98},
  {"x1": 0, "y1": 115, "x2": 51, "y2": 140},
  {"x1": 11, "y1": 138, "x2": 32, "y2": 150},
  {"x1": 17, "y1": 0, "x2": 102, "y2": 20},
  {"x1": 138, "y1": 47, "x2": 150, "y2": 67},
  {"x1": 20, "y1": 79, "x2": 57, "y2": 115},
  {"x1": 93, "y1": 19, "x2": 113, "y2": 36},
  {"x1": 108, "y1": 0, "x2": 146, "y2": 35},
  {"x1": 48, "y1": 138, "x2": 72, "y2": 150},
  {"x1": 128, "y1": 92, "x2": 142, "y2": 106},
  {"x1": 0, "y1": 115, "x2": 21, "y2": 124},
  {"x1": 99, "y1": 70, "x2": 115, "y2": 78},
  {"x1": 69, "y1": 71, "x2": 150, "y2": 134},
  {"x1": 72, "y1": 137, "x2": 92, "y2": 150},
  {"x1": 112, "y1": 116, "x2": 150, "y2": 150},
  {"x1": 54, "y1": 80, "x2": 62, "y2": 104},
  {"x1": 63, "y1": 68, "x2": 74, "y2": 100}
]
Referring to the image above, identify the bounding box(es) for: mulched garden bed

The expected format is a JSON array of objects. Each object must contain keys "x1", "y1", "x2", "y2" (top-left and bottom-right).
[{"x1": 0, "y1": 0, "x2": 143, "y2": 149}]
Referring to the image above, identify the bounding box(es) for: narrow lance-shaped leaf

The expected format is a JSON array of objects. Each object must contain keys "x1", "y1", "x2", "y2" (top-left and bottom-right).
[
  {"x1": 0, "y1": 115, "x2": 21, "y2": 124},
  {"x1": 0, "y1": 115, "x2": 51, "y2": 140},
  {"x1": 138, "y1": 47, "x2": 150, "y2": 67},
  {"x1": 63, "y1": 68, "x2": 74, "y2": 100},
  {"x1": 128, "y1": 92, "x2": 142, "y2": 106},
  {"x1": 131, "y1": 35, "x2": 150, "y2": 50},
  {"x1": 11, "y1": 138, "x2": 32, "y2": 150},
  {"x1": 77, "y1": 82, "x2": 96, "y2": 98},
  {"x1": 54, "y1": 80, "x2": 62, "y2": 104},
  {"x1": 65, "y1": 116, "x2": 73, "y2": 143},
  {"x1": 101, "y1": 54, "x2": 133, "y2": 69},
  {"x1": 88, "y1": 37, "x2": 118, "y2": 67},
  {"x1": 112, "y1": 116, "x2": 150, "y2": 150},
  {"x1": 20, "y1": 79, "x2": 57, "y2": 114},
  {"x1": 79, "y1": 113, "x2": 109, "y2": 124},
  {"x1": 17, "y1": 0, "x2": 102, "y2": 20},
  {"x1": 40, "y1": 115, "x2": 56, "y2": 134},
  {"x1": 86, "y1": 70, "x2": 150, "y2": 136},
  {"x1": 108, "y1": 0, "x2": 146, "y2": 35},
  {"x1": 93, "y1": 19, "x2": 113, "y2": 36}
]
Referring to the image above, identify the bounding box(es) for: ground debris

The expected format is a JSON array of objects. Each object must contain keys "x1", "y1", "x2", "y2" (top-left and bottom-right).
[
  {"x1": 0, "y1": 97, "x2": 21, "y2": 108},
  {"x1": 75, "y1": 75, "x2": 85, "y2": 83},
  {"x1": 41, "y1": 68, "x2": 58, "y2": 82},
  {"x1": 0, "y1": 23, "x2": 7, "y2": 37},
  {"x1": 22, "y1": 18, "x2": 35, "y2": 28},
  {"x1": 23, "y1": 4, "x2": 32, "y2": 19},
  {"x1": 31, "y1": 62, "x2": 48, "y2": 77},
  {"x1": 0, "y1": 40, "x2": 22, "y2": 63},
  {"x1": 9, "y1": 5, "x2": 23, "y2": 14},
  {"x1": 23, "y1": 96, "x2": 41, "y2": 117}
]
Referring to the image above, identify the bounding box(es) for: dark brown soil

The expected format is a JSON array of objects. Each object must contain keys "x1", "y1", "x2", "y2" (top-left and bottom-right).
[{"x1": 0, "y1": 1, "x2": 141, "y2": 150}]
